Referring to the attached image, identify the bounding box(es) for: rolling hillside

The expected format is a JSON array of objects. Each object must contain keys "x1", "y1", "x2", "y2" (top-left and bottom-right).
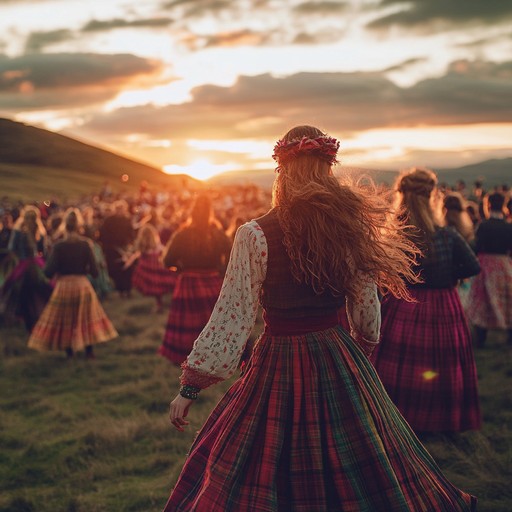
[{"x1": 0, "y1": 118, "x2": 197, "y2": 202}]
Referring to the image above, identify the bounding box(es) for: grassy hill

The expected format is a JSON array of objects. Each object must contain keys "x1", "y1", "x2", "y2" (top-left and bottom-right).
[{"x1": 0, "y1": 118, "x2": 197, "y2": 202}]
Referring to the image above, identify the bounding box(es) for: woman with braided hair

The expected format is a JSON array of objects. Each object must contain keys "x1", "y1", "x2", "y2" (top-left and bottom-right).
[
  {"x1": 162, "y1": 126, "x2": 476, "y2": 511},
  {"x1": 372, "y1": 167, "x2": 481, "y2": 434}
]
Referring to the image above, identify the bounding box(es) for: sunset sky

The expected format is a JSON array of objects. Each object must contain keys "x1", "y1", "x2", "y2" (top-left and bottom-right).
[{"x1": 1, "y1": 0, "x2": 511, "y2": 180}]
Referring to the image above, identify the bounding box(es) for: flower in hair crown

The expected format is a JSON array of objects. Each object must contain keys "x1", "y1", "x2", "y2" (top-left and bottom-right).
[{"x1": 272, "y1": 135, "x2": 340, "y2": 167}]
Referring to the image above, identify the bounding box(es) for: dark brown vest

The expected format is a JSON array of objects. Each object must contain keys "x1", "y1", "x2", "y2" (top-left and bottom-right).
[{"x1": 255, "y1": 209, "x2": 345, "y2": 318}]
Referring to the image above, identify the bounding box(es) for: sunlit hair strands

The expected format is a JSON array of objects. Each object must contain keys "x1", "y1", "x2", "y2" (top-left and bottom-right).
[
  {"x1": 394, "y1": 167, "x2": 444, "y2": 253},
  {"x1": 272, "y1": 125, "x2": 421, "y2": 302}
]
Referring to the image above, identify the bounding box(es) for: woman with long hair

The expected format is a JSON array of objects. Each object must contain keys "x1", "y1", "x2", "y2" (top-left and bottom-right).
[
  {"x1": 443, "y1": 192, "x2": 476, "y2": 246},
  {"x1": 28, "y1": 208, "x2": 118, "y2": 359},
  {"x1": 466, "y1": 191, "x2": 512, "y2": 347},
  {"x1": 372, "y1": 168, "x2": 481, "y2": 434},
  {"x1": 131, "y1": 223, "x2": 176, "y2": 313},
  {"x1": 158, "y1": 194, "x2": 231, "y2": 366},
  {"x1": 162, "y1": 127, "x2": 476, "y2": 511},
  {"x1": 2, "y1": 205, "x2": 52, "y2": 331}
]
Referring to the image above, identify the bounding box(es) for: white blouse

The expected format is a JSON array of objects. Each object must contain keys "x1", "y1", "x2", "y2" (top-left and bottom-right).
[{"x1": 181, "y1": 220, "x2": 381, "y2": 389}]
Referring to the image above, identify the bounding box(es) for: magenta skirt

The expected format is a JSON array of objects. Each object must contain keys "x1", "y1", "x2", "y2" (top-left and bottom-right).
[
  {"x1": 372, "y1": 287, "x2": 481, "y2": 433},
  {"x1": 132, "y1": 252, "x2": 176, "y2": 297},
  {"x1": 159, "y1": 271, "x2": 223, "y2": 366},
  {"x1": 466, "y1": 253, "x2": 512, "y2": 329}
]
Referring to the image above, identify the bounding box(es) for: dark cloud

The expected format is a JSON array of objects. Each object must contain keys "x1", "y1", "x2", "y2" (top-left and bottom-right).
[
  {"x1": 82, "y1": 17, "x2": 173, "y2": 32},
  {"x1": 382, "y1": 57, "x2": 427, "y2": 73},
  {"x1": 369, "y1": 0, "x2": 512, "y2": 30},
  {"x1": 188, "y1": 29, "x2": 271, "y2": 49},
  {"x1": 0, "y1": 53, "x2": 163, "y2": 109},
  {"x1": 25, "y1": 29, "x2": 74, "y2": 53},
  {"x1": 293, "y1": 1, "x2": 348, "y2": 15},
  {"x1": 163, "y1": 0, "x2": 232, "y2": 17},
  {"x1": 78, "y1": 59, "x2": 512, "y2": 141}
]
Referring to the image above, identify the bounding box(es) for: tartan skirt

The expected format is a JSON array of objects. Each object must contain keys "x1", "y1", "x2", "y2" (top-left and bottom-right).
[
  {"x1": 132, "y1": 252, "x2": 176, "y2": 297},
  {"x1": 465, "y1": 253, "x2": 512, "y2": 329},
  {"x1": 372, "y1": 288, "x2": 481, "y2": 433},
  {"x1": 159, "y1": 271, "x2": 223, "y2": 366},
  {"x1": 164, "y1": 325, "x2": 476, "y2": 511},
  {"x1": 28, "y1": 275, "x2": 118, "y2": 351}
]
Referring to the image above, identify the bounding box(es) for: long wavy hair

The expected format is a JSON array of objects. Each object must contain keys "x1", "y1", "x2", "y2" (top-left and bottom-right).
[
  {"x1": 13, "y1": 205, "x2": 46, "y2": 253},
  {"x1": 272, "y1": 125, "x2": 421, "y2": 302},
  {"x1": 393, "y1": 167, "x2": 444, "y2": 253},
  {"x1": 443, "y1": 192, "x2": 474, "y2": 243}
]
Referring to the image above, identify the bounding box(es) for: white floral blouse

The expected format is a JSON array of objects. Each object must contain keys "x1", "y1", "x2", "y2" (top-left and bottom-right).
[{"x1": 180, "y1": 220, "x2": 381, "y2": 389}]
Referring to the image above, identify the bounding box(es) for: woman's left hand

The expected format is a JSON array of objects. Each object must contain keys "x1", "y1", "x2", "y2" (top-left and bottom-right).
[{"x1": 169, "y1": 394, "x2": 193, "y2": 431}]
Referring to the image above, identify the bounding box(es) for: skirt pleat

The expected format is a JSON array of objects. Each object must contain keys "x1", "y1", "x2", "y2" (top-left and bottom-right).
[
  {"x1": 28, "y1": 275, "x2": 118, "y2": 351},
  {"x1": 132, "y1": 252, "x2": 176, "y2": 297},
  {"x1": 466, "y1": 253, "x2": 512, "y2": 329},
  {"x1": 159, "y1": 271, "x2": 223, "y2": 366},
  {"x1": 164, "y1": 326, "x2": 476, "y2": 511},
  {"x1": 372, "y1": 287, "x2": 481, "y2": 433}
]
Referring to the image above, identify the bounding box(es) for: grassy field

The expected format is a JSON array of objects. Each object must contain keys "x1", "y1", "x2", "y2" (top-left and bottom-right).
[{"x1": 1, "y1": 292, "x2": 511, "y2": 512}]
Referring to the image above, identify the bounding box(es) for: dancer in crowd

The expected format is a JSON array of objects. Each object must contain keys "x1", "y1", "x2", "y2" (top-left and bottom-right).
[
  {"x1": 372, "y1": 167, "x2": 481, "y2": 434},
  {"x1": 159, "y1": 194, "x2": 231, "y2": 366},
  {"x1": 0, "y1": 211, "x2": 15, "y2": 288},
  {"x1": 443, "y1": 192, "x2": 476, "y2": 246},
  {"x1": 443, "y1": 191, "x2": 477, "y2": 308},
  {"x1": 163, "y1": 126, "x2": 476, "y2": 511},
  {"x1": 131, "y1": 223, "x2": 176, "y2": 313},
  {"x1": 466, "y1": 191, "x2": 512, "y2": 347},
  {"x1": 2, "y1": 205, "x2": 52, "y2": 331},
  {"x1": 98, "y1": 199, "x2": 135, "y2": 298},
  {"x1": 28, "y1": 208, "x2": 118, "y2": 359}
]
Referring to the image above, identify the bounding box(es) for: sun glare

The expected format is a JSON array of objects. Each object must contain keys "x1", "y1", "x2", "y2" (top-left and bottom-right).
[{"x1": 163, "y1": 159, "x2": 238, "y2": 181}]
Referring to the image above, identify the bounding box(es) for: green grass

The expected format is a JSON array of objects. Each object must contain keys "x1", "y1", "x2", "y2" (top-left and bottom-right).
[{"x1": 1, "y1": 294, "x2": 511, "y2": 511}]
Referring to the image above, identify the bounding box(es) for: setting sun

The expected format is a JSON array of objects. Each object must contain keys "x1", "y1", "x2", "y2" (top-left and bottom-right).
[{"x1": 163, "y1": 159, "x2": 238, "y2": 181}]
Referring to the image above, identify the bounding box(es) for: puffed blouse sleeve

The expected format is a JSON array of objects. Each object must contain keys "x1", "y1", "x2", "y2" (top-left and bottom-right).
[
  {"x1": 180, "y1": 220, "x2": 268, "y2": 390},
  {"x1": 345, "y1": 270, "x2": 381, "y2": 356}
]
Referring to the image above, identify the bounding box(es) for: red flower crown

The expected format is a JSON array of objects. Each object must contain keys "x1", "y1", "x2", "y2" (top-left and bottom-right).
[{"x1": 272, "y1": 135, "x2": 340, "y2": 167}]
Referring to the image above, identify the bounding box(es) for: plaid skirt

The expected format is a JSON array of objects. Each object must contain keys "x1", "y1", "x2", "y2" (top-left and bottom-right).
[
  {"x1": 159, "y1": 271, "x2": 223, "y2": 366},
  {"x1": 28, "y1": 275, "x2": 118, "y2": 351},
  {"x1": 132, "y1": 253, "x2": 176, "y2": 297},
  {"x1": 372, "y1": 288, "x2": 481, "y2": 433},
  {"x1": 465, "y1": 254, "x2": 512, "y2": 329},
  {"x1": 164, "y1": 325, "x2": 476, "y2": 511}
]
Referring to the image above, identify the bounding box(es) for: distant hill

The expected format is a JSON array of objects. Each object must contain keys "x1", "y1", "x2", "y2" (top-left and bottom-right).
[
  {"x1": 0, "y1": 118, "x2": 197, "y2": 202},
  {"x1": 209, "y1": 159, "x2": 512, "y2": 190}
]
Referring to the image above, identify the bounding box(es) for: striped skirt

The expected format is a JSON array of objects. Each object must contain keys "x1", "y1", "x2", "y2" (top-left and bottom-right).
[
  {"x1": 372, "y1": 288, "x2": 481, "y2": 433},
  {"x1": 159, "y1": 271, "x2": 223, "y2": 366},
  {"x1": 132, "y1": 252, "x2": 176, "y2": 297},
  {"x1": 28, "y1": 275, "x2": 118, "y2": 352},
  {"x1": 164, "y1": 326, "x2": 476, "y2": 511},
  {"x1": 465, "y1": 253, "x2": 512, "y2": 329}
]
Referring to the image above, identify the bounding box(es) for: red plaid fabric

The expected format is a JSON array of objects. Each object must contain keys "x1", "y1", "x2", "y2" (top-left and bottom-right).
[
  {"x1": 163, "y1": 326, "x2": 476, "y2": 511},
  {"x1": 466, "y1": 254, "x2": 512, "y2": 329},
  {"x1": 28, "y1": 275, "x2": 118, "y2": 351},
  {"x1": 372, "y1": 287, "x2": 481, "y2": 433},
  {"x1": 132, "y1": 252, "x2": 176, "y2": 297},
  {"x1": 159, "y1": 271, "x2": 223, "y2": 366}
]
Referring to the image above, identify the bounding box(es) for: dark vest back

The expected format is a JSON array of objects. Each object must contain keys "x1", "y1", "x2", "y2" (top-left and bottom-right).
[{"x1": 255, "y1": 209, "x2": 345, "y2": 318}]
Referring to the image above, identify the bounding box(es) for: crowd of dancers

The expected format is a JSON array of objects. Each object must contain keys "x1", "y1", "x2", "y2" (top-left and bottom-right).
[{"x1": 1, "y1": 138, "x2": 511, "y2": 510}]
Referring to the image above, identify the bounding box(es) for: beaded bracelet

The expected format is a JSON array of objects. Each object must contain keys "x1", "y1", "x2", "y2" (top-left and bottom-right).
[{"x1": 180, "y1": 384, "x2": 201, "y2": 400}]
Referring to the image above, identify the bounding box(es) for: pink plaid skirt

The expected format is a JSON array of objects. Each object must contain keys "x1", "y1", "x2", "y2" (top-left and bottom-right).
[
  {"x1": 132, "y1": 252, "x2": 176, "y2": 297},
  {"x1": 466, "y1": 253, "x2": 512, "y2": 329},
  {"x1": 164, "y1": 324, "x2": 476, "y2": 511},
  {"x1": 28, "y1": 275, "x2": 118, "y2": 351},
  {"x1": 159, "y1": 271, "x2": 223, "y2": 366},
  {"x1": 372, "y1": 287, "x2": 481, "y2": 433}
]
